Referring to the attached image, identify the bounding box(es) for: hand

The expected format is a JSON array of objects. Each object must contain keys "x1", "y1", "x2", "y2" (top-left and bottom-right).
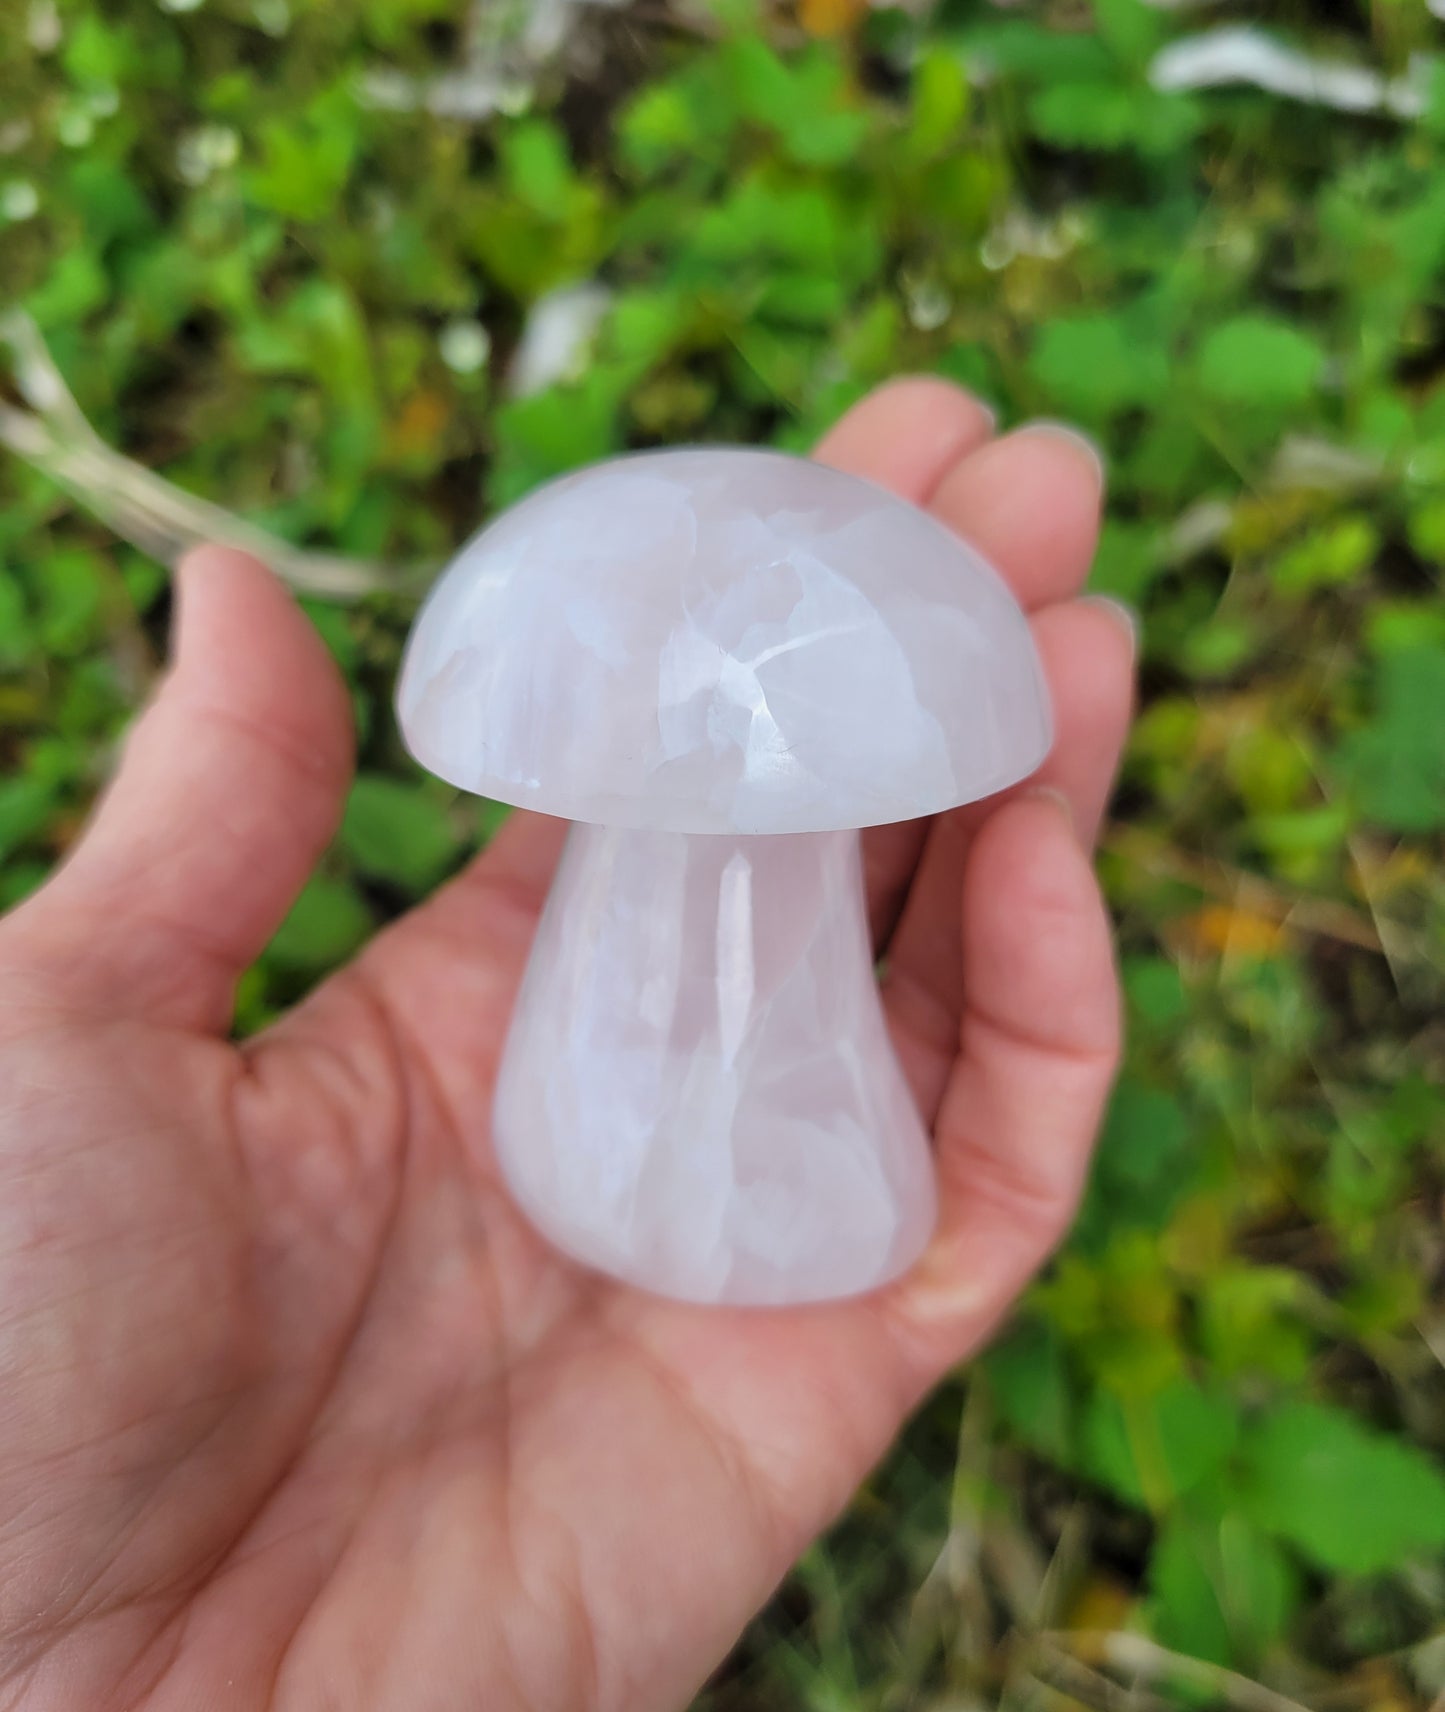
[{"x1": 0, "y1": 382, "x2": 1132, "y2": 1712}]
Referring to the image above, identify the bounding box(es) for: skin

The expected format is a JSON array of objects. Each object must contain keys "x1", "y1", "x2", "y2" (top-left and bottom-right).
[{"x1": 0, "y1": 382, "x2": 1133, "y2": 1712}]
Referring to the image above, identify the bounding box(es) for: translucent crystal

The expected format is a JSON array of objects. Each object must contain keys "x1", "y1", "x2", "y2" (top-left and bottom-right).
[
  {"x1": 494, "y1": 825, "x2": 936, "y2": 1305},
  {"x1": 397, "y1": 449, "x2": 1051, "y2": 835},
  {"x1": 397, "y1": 448, "x2": 1053, "y2": 1305}
]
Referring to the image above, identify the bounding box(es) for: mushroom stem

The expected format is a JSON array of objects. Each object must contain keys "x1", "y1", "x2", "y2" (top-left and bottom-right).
[{"x1": 493, "y1": 823, "x2": 938, "y2": 1305}]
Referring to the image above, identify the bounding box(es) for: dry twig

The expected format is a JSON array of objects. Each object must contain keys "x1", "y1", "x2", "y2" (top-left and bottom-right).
[
  {"x1": 1037, "y1": 1630, "x2": 1320, "y2": 1712},
  {"x1": 1, "y1": 311, "x2": 418, "y2": 601}
]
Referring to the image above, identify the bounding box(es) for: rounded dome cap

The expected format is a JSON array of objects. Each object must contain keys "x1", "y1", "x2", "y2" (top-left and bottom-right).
[{"x1": 397, "y1": 448, "x2": 1052, "y2": 834}]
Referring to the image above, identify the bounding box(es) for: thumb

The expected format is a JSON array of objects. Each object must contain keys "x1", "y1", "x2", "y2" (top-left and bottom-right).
[{"x1": 21, "y1": 547, "x2": 355, "y2": 1033}]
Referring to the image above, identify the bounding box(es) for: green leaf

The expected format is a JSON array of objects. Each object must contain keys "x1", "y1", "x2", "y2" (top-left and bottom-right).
[
  {"x1": 266, "y1": 876, "x2": 374, "y2": 972},
  {"x1": 1198, "y1": 1266, "x2": 1312, "y2": 1382},
  {"x1": 503, "y1": 121, "x2": 579, "y2": 219},
  {"x1": 465, "y1": 175, "x2": 611, "y2": 300},
  {"x1": 244, "y1": 88, "x2": 359, "y2": 223},
  {"x1": 1029, "y1": 82, "x2": 1197, "y2": 155},
  {"x1": 67, "y1": 158, "x2": 154, "y2": 247},
  {"x1": 983, "y1": 1320, "x2": 1074, "y2": 1465},
  {"x1": 1123, "y1": 956, "x2": 1188, "y2": 1031},
  {"x1": 0, "y1": 862, "x2": 48, "y2": 911},
  {"x1": 1428, "y1": 55, "x2": 1445, "y2": 137},
  {"x1": 0, "y1": 776, "x2": 57, "y2": 864},
  {"x1": 1091, "y1": 0, "x2": 1166, "y2": 69},
  {"x1": 619, "y1": 81, "x2": 704, "y2": 176},
  {"x1": 299, "y1": 600, "x2": 361, "y2": 675},
  {"x1": 755, "y1": 272, "x2": 849, "y2": 327},
  {"x1": 1271, "y1": 517, "x2": 1380, "y2": 596},
  {"x1": 489, "y1": 369, "x2": 628, "y2": 504},
  {"x1": 1090, "y1": 520, "x2": 1165, "y2": 602},
  {"x1": 906, "y1": 49, "x2": 970, "y2": 160},
  {"x1": 1407, "y1": 497, "x2": 1445, "y2": 565},
  {"x1": 239, "y1": 278, "x2": 377, "y2": 416},
  {"x1": 1029, "y1": 314, "x2": 1169, "y2": 419},
  {"x1": 618, "y1": 59, "x2": 739, "y2": 177},
  {"x1": 724, "y1": 35, "x2": 798, "y2": 126},
  {"x1": 1075, "y1": 1078, "x2": 1194, "y2": 1245},
  {"x1": 782, "y1": 104, "x2": 871, "y2": 169},
  {"x1": 341, "y1": 775, "x2": 464, "y2": 892},
  {"x1": 1332, "y1": 645, "x2": 1445, "y2": 833},
  {"x1": 1081, "y1": 1381, "x2": 1241, "y2": 1511},
  {"x1": 1365, "y1": 601, "x2": 1445, "y2": 656},
  {"x1": 0, "y1": 570, "x2": 33, "y2": 666},
  {"x1": 26, "y1": 248, "x2": 109, "y2": 328},
  {"x1": 1251, "y1": 806, "x2": 1351, "y2": 881},
  {"x1": 1239, "y1": 1402, "x2": 1445, "y2": 1574},
  {"x1": 606, "y1": 288, "x2": 690, "y2": 369},
  {"x1": 1223, "y1": 725, "x2": 1314, "y2": 816},
  {"x1": 951, "y1": 18, "x2": 1114, "y2": 84},
  {"x1": 1196, "y1": 317, "x2": 1326, "y2": 411},
  {"x1": 1151, "y1": 1511, "x2": 1301, "y2": 1667},
  {"x1": 61, "y1": 13, "x2": 135, "y2": 84},
  {"x1": 38, "y1": 549, "x2": 107, "y2": 656}
]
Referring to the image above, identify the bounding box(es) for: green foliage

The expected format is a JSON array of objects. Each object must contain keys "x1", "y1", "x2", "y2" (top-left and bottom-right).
[
  {"x1": 3, "y1": 0, "x2": 1444, "y2": 1706},
  {"x1": 0, "y1": 775, "x2": 57, "y2": 865},
  {"x1": 1196, "y1": 317, "x2": 1328, "y2": 412},
  {"x1": 266, "y1": 874, "x2": 375, "y2": 973},
  {"x1": 1150, "y1": 1512, "x2": 1301, "y2": 1668},
  {"x1": 1333, "y1": 643, "x2": 1445, "y2": 833},
  {"x1": 1239, "y1": 1403, "x2": 1445, "y2": 1575},
  {"x1": 1029, "y1": 313, "x2": 1171, "y2": 421},
  {"x1": 1080, "y1": 1381, "x2": 1241, "y2": 1512},
  {"x1": 1073, "y1": 1077, "x2": 1193, "y2": 1249},
  {"x1": 340, "y1": 774, "x2": 468, "y2": 891}
]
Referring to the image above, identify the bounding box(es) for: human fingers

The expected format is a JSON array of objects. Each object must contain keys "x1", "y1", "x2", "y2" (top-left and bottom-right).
[
  {"x1": 882, "y1": 594, "x2": 1134, "y2": 1118},
  {"x1": 16, "y1": 548, "x2": 354, "y2": 1032}
]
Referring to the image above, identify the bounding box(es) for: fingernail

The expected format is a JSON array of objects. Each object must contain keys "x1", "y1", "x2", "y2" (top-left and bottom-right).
[
  {"x1": 1084, "y1": 593, "x2": 1141, "y2": 655},
  {"x1": 1022, "y1": 783, "x2": 1076, "y2": 833},
  {"x1": 1021, "y1": 420, "x2": 1107, "y2": 489}
]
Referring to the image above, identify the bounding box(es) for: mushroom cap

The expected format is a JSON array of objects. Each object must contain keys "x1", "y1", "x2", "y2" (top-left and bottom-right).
[{"x1": 396, "y1": 448, "x2": 1052, "y2": 835}]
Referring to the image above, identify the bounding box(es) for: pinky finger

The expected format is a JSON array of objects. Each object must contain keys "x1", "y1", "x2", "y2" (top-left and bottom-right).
[{"x1": 882, "y1": 790, "x2": 1122, "y2": 1384}]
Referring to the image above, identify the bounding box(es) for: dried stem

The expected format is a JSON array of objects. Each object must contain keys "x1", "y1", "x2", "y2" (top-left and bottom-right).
[
  {"x1": 1, "y1": 311, "x2": 421, "y2": 602},
  {"x1": 1026, "y1": 1647, "x2": 1175, "y2": 1712},
  {"x1": 1036, "y1": 1631, "x2": 1319, "y2": 1712}
]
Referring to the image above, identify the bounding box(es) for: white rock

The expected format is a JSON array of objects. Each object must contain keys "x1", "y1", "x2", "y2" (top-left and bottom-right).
[{"x1": 397, "y1": 447, "x2": 1053, "y2": 1305}]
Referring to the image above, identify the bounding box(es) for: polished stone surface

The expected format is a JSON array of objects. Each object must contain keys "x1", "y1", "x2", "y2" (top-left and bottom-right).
[
  {"x1": 398, "y1": 448, "x2": 1051, "y2": 835},
  {"x1": 399, "y1": 447, "x2": 1055, "y2": 1305},
  {"x1": 493, "y1": 824, "x2": 937, "y2": 1305}
]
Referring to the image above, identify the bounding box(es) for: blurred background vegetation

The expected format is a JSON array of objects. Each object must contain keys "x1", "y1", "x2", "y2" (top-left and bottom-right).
[{"x1": 2, "y1": 0, "x2": 1444, "y2": 1706}]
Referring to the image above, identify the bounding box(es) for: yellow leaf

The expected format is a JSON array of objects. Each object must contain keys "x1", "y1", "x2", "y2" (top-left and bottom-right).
[
  {"x1": 799, "y1": 0, "x2": 869, "y2": 38},
  {"x1": 1352, "y1": 1658, "x2": 1415, "y2": 1712},
  {"x1": 1162, "y1": 1193, "x2": 1230, "y2": 1278},
  {"x1": 384, "y1": 389, "x2": 451, "y2": 464},
  {"x1": 1063, "y1": 1574, "x2": 1134, "y2": 1637},
  {"x1": 1177, "y1": 904, "x2": 1287, "y2": 959}
]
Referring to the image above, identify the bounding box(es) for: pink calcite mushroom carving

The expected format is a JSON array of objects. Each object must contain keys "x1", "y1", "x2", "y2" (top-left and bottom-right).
[{"x1": 397, "y1": 448, "x2": 1052, "y2": 1305}]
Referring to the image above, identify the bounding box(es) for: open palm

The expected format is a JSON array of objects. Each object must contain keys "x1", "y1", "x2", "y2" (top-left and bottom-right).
[{"x1": 0, "y1": 381, "x2": 1132, "y2": 1712}]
